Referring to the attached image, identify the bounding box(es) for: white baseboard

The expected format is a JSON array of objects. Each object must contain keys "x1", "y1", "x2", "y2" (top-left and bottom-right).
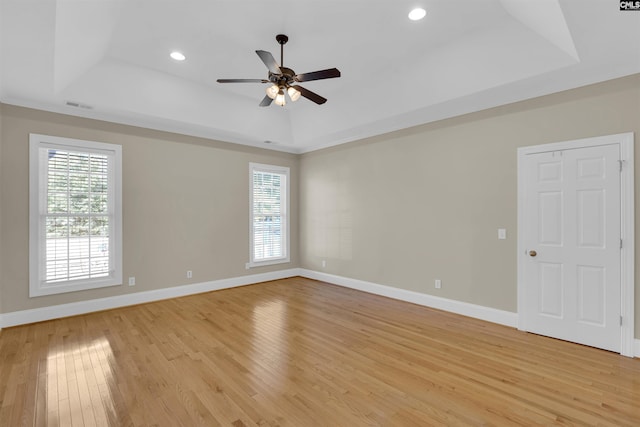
[
  {"x1": 298, "y1": 270, "x2": 640, "y2": 358},
  {"x1": 298, "y1": 269, "x2": 518, "y2": 328},
  {"x1": 0, "y1": 269, "x2": 300, "y2": 328},
  {"x1": 2, "y1": 269, "x2": 638, "y2": 358}
]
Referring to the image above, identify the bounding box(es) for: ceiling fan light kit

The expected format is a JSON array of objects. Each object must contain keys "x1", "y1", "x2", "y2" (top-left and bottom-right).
[
  {"x1": 265, "y1": 84, "x2": 279, "y2": 99},
  {"x1": 274, "y1": 88, "x2": 287, "y2": 106},
  {"x1": 287, "y1": 87, "x2": 301, "y2": 101},
  {"x1": 217, "y1": 34, "x2": 341, "y2": 107}
]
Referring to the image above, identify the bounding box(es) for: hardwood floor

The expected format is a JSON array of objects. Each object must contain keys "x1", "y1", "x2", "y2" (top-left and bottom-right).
[{"x1": 1, "y1": 277, "x2": 639, "y2": 426}]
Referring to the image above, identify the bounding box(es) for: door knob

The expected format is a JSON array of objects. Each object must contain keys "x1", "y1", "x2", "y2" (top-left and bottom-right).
[{"x1": 529, "y1": 250, "x2": 537, "y2": 257}]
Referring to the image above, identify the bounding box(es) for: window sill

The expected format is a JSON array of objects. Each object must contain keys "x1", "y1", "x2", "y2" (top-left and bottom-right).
[
  {"x1": 246, "y1": 257, "x2": 290, "y2": 269},
  {"x1": 30, "y1": 277, "x2": 122, "y2": 297}
]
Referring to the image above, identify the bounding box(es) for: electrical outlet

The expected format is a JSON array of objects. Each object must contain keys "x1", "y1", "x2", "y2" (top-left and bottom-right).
[
  {"x1": 128, "y1": 277, "x2": 136, "y2": 286},
  {"x1": 187, "y1": 270, "x2": 192, "y2": 279},
  {"x1": 435, "y1": 279, "x2": 441, "y2": 289},
  {"x1": 322, "y1": 260, "x2": 326, "y2": 268}
]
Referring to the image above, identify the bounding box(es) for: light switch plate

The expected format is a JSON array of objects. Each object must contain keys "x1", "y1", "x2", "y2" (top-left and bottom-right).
[{"x1": 498, "y1": 228, "x2": 507, "y2": 240}]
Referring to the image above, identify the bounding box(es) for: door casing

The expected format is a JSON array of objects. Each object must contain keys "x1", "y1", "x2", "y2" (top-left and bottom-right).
[{"x1": 517, "y1": 133, "x2": 635, "y2": 357}]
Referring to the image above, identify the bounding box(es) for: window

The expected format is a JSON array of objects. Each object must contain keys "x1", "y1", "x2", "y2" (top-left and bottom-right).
[
  {"x1": 29, "y1": 134, "x2": 122, "y2": 296},
  {"x1": 249, "y1": 163, "x2": 290, "y2": 267}
]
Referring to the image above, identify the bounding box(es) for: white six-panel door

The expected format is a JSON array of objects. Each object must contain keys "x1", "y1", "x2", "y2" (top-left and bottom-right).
[{"x1": 522, "y1": 144, "x2": 621, "y2": 352}]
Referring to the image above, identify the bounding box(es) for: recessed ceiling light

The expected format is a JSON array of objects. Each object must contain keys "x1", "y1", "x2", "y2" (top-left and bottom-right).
[
  {"x1": 170, "y1": 51, "x2": 186, "y2": 61},
  {"x1": 408, "y1": 8, "x2": 426, "y2": 21}
]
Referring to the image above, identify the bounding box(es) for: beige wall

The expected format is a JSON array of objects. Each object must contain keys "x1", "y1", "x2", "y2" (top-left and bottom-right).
[
  {"x1": 300, "y1": 74, "x2": 640, "y2": 336},
  {"x1": 0, "y1": 107, "x2": 3, "y2": 314},
  {"x1": 1, "y1": 75, "x2": 639, "y2": 339},
  {"x1": 0, "y1": 105, "x2": 299, "y2": 312}
]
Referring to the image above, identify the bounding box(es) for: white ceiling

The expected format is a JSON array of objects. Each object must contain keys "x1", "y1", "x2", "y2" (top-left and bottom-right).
[{"x1": 1, "y1": 0, "x2": 639, "y2": 153}]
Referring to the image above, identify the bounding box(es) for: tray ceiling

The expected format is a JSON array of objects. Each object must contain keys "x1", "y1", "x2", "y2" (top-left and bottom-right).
[{"x1": 1, "y1": 0, "x2": 639, "y2": 153}]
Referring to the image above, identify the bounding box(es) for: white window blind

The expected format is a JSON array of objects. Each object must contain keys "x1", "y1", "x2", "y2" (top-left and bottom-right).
[
  {"x1": 30, "y1": 134, "x2": 122, "y2": 296},
  {"x1": 250, "y1": 163, "x2": 289, "y2": 266}
]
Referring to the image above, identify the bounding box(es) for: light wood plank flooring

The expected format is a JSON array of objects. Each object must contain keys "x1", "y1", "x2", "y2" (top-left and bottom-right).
[{"x1": 1, "y1": 277, "x2": 639, "y2": 426}]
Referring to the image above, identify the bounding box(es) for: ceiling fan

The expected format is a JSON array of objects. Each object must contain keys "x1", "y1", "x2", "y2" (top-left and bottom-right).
[{"x1": 217, "y1": 34, "x2": 341, "y2": 107}]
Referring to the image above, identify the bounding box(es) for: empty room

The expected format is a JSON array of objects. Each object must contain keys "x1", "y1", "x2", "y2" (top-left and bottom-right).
[{"x1": 1, "y1": 0, "x2": 640, "y2": 425}]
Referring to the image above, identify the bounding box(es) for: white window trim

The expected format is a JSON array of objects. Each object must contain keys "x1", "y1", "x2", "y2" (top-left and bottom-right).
[
  {"x1": 29, "y1": 134, "x2": 123, "y2": 297},
  {"x1": 249, "y1": 162, "x2": 290, "y2": 268}
]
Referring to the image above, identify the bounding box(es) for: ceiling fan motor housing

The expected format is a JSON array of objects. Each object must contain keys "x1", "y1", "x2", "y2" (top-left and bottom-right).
[{"x1": 270, "y1": 67, "x2": 296, "y2": 87}]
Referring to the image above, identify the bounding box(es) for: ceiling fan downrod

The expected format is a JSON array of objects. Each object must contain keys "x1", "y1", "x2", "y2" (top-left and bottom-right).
[{"x1": 276, "y1": 34, "x2": 288, "y2": 67}]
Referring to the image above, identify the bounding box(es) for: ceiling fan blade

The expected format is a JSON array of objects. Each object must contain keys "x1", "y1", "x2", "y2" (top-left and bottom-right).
[
  {"x1": 293, "y1": 85, "x2": 327, "y2": 105},
  {"x1": 217, "y1": 79, "x2": 268, "y2": 83},
  {"x1": 256, "y1": 50, "x2": 282, "y2": 75},
  {"x1": 259, "y1": 95, "x2": 274, "y2": 107},
  {"x1": 295, "y1": 68, "x2": 341, "y2": 82}
]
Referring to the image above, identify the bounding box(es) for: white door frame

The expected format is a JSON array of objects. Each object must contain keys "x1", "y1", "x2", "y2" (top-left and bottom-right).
[{"x1": 517, "y1": 133, "x2": 635, "y2": 357}]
